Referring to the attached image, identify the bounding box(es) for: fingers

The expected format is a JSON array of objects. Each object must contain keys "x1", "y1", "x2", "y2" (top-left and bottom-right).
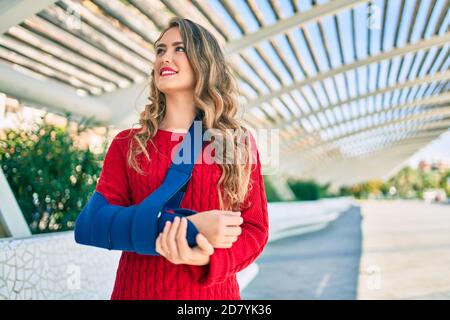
[
  {"x1": 160, "y1": 221, "x2": 171, "y2": 255},
  {"x1": 225, "y1": 236, "x2": 238, "y2": 243},
  {"x1": 159, "y1": 217, "x2": 216, "y2": 264},
  {"x1": 156, "y1": 234, "x2": 165, "y2": 257},
  {"x1": 214, "y1": 235, "x2": 238, "y2": 249},
  {"x1": 196, "y1": 233, "x2": 214, "y2": 255},
  {"x1": 214, "y1": 228, "x2": 239, "y2": 248},
  {"x1": 216, "y1": 242, "x2": 234, "y2": 249},
  {"x1": 221, "y1": 215, "x2": 244, "y2": 227},
  {"x1": 211, "y1": 210, "x2": 240, "y2": 216},
  {"x1": 176, "y1": 217, "x2": 191, "y2": 259},
  {"x1": 224, "y1": 211, "x2": 241, "y2": 216},
  {"x1": 224, "y1": 226, "x2": 242, "y2": 237},
  {"x1": 167, "y1": 217, "x2": 181, "y2": 258}
]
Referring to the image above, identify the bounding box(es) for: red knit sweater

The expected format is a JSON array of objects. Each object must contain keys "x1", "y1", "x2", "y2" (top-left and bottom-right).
[{"x1": 95, "y1": 128, "x2": 269, "y2": 300}]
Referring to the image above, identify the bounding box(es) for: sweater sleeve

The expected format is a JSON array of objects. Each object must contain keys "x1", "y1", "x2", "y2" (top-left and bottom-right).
[
  {"x1": 190, "y1": 135, "x2": 269, "y2": 286},
  {"x1": 74, "y1": 129, "x2": 200, "y2": 254},
  {"x1": 95, "y1": 130, "x2": 132, "y2": 206}
]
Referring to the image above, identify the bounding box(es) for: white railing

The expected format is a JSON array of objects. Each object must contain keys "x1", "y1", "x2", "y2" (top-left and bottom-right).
[{"x1": 0, "y1": 197, "x2": 355, "y2": 299}]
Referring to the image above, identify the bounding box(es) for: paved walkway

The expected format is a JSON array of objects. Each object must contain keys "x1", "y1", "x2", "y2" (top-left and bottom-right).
[
  {"x1": 242, "y1": 205, "x2": 363, "y2": 299},
  {"x1": 241, "y1": 200, "x2": 450, "y2": 300},
  {"x1": 357, "y1": 200, "x2": 450, "y2": 300}
]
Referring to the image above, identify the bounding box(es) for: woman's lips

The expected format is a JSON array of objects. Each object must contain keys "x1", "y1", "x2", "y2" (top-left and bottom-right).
[
  {"x1": 161, "y1": 72, "x2": 177, "y2": 77},
  {"x1": 160, "y1": 67, "x2": 178, "y2": 77}
]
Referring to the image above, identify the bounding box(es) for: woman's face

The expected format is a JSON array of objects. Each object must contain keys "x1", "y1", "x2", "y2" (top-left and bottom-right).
[{"x1": 154, "y1": 27, "x2": 196, "y2": 94}]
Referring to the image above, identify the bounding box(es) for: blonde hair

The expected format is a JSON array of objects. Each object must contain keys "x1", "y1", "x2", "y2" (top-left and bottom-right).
[{"x1": 127, "y1": 17, "x2": 252, "y2": 211}]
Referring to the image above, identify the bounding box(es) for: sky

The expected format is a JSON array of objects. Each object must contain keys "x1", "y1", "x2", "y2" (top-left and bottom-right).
[{"x1": 407, "y1": 130, "x2": 450, "y2": 167}]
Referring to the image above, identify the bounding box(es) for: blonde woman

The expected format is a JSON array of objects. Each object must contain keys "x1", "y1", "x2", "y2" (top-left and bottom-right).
[{"x1": 76, "y1": 17, "x2": 269, "y2": 300}]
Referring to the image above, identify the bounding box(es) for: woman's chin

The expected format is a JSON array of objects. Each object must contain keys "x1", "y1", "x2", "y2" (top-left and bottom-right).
[
  {"x1": 157, "y1": 85, "x2": 177, "y2": 94},
  {"x1": 158, "y1": 84, "x2": 193, "y2": 94}
]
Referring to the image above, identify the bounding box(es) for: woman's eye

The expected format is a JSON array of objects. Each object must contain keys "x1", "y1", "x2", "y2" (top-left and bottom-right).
[
  {"x1": 156, "y1": 48, "x2": 164, "y2": 55},
  {"x1": 176, "y1": 46, "x2": 185, "y2": 52}
]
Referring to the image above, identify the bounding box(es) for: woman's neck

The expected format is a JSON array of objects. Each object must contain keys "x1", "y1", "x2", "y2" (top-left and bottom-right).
[{"x1": 159, "y1": 92, "x2": 196, "y2": 133}]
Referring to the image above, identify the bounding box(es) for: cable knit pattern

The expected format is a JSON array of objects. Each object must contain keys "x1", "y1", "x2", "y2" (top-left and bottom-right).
[{"x1": 95, "y1": 128, "x2": 269, "y2": 300}]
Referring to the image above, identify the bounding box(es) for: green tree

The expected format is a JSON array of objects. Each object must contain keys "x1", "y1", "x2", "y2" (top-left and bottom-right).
[
  {"x1": 439, "y1": 171, "x2": 450, "y2": 197},
  {"x1": 263, "y1": 176, "x2": 283, "y2": 202},
  {"x1": 288, "y1": 179, "x2": 330, "y2": 201},
  {"x1": 340, "y1": 165, "x2": 450, "y2": 200},
  {"x1": 0, "y1": 115, "x2": 105, "y2": 234}
]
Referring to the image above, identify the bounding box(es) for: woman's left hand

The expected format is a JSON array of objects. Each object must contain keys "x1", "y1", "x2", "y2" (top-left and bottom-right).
[{"x1": 156, "y1": 216, "x2": 214, "y2": 266}]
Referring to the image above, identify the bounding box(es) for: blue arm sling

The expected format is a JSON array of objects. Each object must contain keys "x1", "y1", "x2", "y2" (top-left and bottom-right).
[{"x1": 74, "y1": 117, "x2": 204, "y2": 255}]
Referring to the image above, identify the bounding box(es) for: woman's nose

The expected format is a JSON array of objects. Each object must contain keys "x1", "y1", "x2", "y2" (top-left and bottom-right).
[{"x1": 162, "y1": 51, "x2": 173, "y2": 63}]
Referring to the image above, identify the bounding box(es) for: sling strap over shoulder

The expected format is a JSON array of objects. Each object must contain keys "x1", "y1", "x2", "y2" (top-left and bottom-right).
[{"x1": 74, "y1": 116, "x2": 205, "y2": 255}]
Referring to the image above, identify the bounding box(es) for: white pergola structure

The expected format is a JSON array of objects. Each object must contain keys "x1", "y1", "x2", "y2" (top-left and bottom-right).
[{"x1": 0, "y1": 0, "x2": 449, "y2": 191}]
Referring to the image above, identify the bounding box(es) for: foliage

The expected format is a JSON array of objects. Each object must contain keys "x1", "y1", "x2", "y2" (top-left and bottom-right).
[
  {"x1": 340, "y1": 165, "x2": 450, "y2": 199},
  {"x1": 0, "y1": 115, "x2": 105, "y2": 234},
  {"x1": 263, "y1": 176, "x2": 283, "y2": 202},
  {"x1": 288, "y1": 179, "x2": 332, "y2": 201}
]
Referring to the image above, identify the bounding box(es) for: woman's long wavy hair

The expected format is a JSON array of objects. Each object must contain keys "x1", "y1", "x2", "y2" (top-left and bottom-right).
[{"x1": 127, "y1": 17, "x2": 252, "y2": 211}]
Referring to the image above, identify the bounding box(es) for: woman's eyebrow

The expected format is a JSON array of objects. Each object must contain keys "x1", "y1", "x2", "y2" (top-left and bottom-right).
[{"x1": 155, "y1": 41, "x2": 184, "y2": 48}]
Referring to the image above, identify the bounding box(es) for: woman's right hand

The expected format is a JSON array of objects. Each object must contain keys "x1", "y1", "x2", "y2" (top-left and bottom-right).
[{"x1": 187, "y1": 210, "x2": 243, "y2": 248}]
